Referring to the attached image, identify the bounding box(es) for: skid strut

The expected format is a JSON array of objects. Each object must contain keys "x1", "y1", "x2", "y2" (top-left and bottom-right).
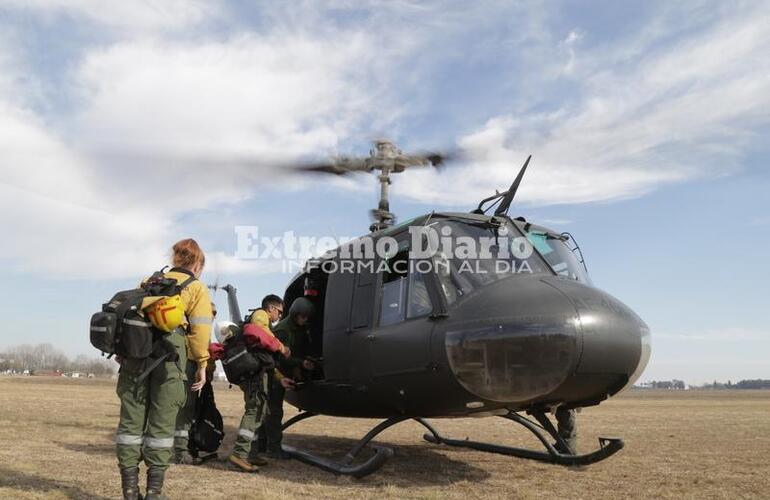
[
  {"x1": 280, "y1": 412, "x2": 407, "y2": 478},
  {"x1": 422, "y1": 410, "x2": 624, "y2": 466}
]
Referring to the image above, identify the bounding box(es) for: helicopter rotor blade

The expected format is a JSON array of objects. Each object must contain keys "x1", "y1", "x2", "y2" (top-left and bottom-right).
[
  {"x1": 84, "y1": 149, "x2": 364, "y2": 176},
  {"x1": 207, "y1": 274, "x2": 221, "y2": 292},
  {"x1": 425, "y1": 153, "x2": 448, "y2": 167},
  {"x1": 423, "y1": 148, "x2": 465, "y2": 167},
  {"x1": 84, "y1": 141, "x2": 466, "y2": 175},
  {"x1": 295, "y1": 163, "x2": 350, "y2": 175},
  {"x1": 293, "y1": 157, "x2": 373, "y2": 176},
  {"x1": 494, "y1": 155, "x2": 532, "y2": 216},
  {"x1": 393, "y1": 149, "x2": 464, "y2": 172}
]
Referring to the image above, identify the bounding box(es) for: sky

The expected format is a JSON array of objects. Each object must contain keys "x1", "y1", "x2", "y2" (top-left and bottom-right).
[{"x1": 0, "y1": 0, "x2": 768, "y2": 385}]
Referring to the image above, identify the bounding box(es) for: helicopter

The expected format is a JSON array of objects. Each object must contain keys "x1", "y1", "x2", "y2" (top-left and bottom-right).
[{"x1": 215, "y1": 139, "x2": 651, "y2": 477}]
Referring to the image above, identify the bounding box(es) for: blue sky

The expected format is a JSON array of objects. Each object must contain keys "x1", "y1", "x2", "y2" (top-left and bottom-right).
[{"x1": 0, "y1": 1, "x2": 768, "y2": 384}]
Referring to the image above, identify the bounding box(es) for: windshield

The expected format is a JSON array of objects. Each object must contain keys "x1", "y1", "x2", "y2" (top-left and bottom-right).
[
  {"x1": 523, "y1": 228, "x2": 591, "y2": 284},
  {"x1": 424, "y1": 218, "x2": 550, "y2": 304}
]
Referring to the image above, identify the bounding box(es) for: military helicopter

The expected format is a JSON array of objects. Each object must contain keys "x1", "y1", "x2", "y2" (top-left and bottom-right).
[{"x1": 218, "y1": 139, "x2": 651, "y2": 477}]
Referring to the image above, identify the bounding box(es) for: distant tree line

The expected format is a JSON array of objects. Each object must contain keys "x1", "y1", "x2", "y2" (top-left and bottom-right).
[
  {"x1": 0, "y1": 343, "x2": 115, "y2": 376},
  {"x1": 699, "y1": 379, "x2": 770, "y2": 390},
  {"x1": 734, "y1": 379, "x2": 770, "y2": 389},
  {"x1": 637, "y1": 379, "x2": 770, "y2": 390}
]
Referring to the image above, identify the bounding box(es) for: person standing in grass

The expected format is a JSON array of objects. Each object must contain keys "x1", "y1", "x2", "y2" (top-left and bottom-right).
[
  {"x1": 258, "y1": 297, "x2": 315, "y2": 459},
  {"x1": 115, "y1": 239, "x2": 212, "y2": 500},
  {"x1": 227, "y1": 294, "x2": 292, "y2": 471}
]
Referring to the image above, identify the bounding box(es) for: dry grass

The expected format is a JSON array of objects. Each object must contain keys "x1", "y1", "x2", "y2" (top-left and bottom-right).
[{"x1": 0, "y1": 377, "x2": 768, "y2": 499}]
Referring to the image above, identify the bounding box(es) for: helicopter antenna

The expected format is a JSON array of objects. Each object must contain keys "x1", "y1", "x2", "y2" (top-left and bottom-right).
[{"x1": 494, "y1": 155, "x2": 531, "y2": 217}]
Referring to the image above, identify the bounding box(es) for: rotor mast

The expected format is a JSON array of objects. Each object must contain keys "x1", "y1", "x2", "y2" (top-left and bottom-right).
[{"x1": 369, "y1": 140, "x2": 398, "y2": 232}]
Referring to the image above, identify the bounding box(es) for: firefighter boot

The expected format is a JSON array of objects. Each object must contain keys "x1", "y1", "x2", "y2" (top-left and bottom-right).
[
  {"x1": 119, "y1": 467, "x2": 141, "y2": 500},
  {"x1": 145, "y1": 467, "x2": 168, "y2": 500}
]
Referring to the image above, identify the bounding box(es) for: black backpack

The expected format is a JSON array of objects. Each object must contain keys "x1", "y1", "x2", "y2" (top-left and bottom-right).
[
  {"x1": 189, "y1": 380, "x2": 224, "y2": 455},
  {"x1": 221, "y1": 330, "x2": 275, "y2": 385},
  {"x1": 89, "y1": 268, "x2": 195, "y2": 359},
  {"x1": 243, "y1": 308, "x2": 257, "y2": 324}
]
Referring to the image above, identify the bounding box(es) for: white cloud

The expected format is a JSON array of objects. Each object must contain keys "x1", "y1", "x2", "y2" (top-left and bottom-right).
[
  {"x1": 0, "y1": 28, "x2": 169, "y2": 278},
  {"x1": 0, "y1": 0, "x2": 219, "y2": 32},
  {"x1": 0, "y1": 4, "x2": 418, "y2": 278},
  {"x1": 560, "y1": 29, "x2": 583, "y2": 75},
  {"x1": 398, "y1": 114, "x2": 688, "y2": 207},
  {"x1": 206, "y1": 252, "x2": 281, "y2": 276},
  {"x1": 398, "y1": 3, "x2": 770, "y2": 208},
  {"x1": 64, "y1": 24, "x2": 423, "y2": 215},
  {"x1": 73, "y1": 33, "x2": 380, "y2": 160},
  {"x1": 0, "y1": 101, "x2": 170, "y2": 278}
]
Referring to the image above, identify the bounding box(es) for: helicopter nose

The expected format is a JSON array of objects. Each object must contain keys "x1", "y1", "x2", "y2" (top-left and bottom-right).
[
  {"x1": 548, "y1": 277, "x2": 651, "y2": 399},
  {"x1": 443, "y1": 276, "x2": 650, "y2": 407}
]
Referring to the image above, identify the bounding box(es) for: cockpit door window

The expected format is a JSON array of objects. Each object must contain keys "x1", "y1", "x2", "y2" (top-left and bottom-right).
[{"x1": 378, "y1": 241, "x2": 434, "y2": 326}]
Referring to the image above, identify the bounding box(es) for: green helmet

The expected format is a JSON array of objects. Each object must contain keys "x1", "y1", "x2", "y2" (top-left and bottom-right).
[{"x1": 289, "y1": 297, "x2": 314, "y2": 319}]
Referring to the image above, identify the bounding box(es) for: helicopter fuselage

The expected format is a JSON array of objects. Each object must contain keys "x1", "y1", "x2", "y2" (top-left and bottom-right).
[{"x1": 280, "y1": 212, "x2": 650, "y2": 418}]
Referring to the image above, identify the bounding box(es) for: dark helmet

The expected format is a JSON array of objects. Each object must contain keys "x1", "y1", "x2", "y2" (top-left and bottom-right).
[{"x1": 289, "y1": 297, "x2": 314, "y2": 319}]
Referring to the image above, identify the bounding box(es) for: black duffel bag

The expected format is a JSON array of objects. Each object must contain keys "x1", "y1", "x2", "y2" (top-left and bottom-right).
[{"x1": 189, "y1": 380, "x2": 224, "y2": 455}]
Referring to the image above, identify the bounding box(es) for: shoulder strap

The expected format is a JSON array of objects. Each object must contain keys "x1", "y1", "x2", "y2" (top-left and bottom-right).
[{"x1": 178, "y1": 275, "x2": 197, "y2": 290}]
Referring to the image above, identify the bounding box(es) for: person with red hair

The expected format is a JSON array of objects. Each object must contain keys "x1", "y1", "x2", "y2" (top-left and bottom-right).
[{"x1": 115, "y1": 238, "x2": 213, "y2": 500}]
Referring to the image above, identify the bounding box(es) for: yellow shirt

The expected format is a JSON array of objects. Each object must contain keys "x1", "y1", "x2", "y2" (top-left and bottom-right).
[
  {"x1": 164, "y1": 270, "x2": 212, "y2": 369},
  {"x1": 249, "y1": 308, "x2": 287, "y2": 378},
  {"x1": 249, "y1": 309, "x2": 273, "y2": 332}
]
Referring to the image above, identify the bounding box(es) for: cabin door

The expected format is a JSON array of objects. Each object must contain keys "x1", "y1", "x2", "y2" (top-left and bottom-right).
[{"x1": 368, "y1": 238, "x2": 436, "y2": 378}]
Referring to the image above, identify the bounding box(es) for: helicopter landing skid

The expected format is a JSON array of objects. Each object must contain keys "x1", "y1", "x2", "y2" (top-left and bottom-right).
[
  {"x1": 280, "y1": 412, "x2": 407, "y2": 478},
  {"x1": 279, "y1": 410, "x2": 622, "y2": 477},
  {"x1": 420, "y1": 410, "x2": 624, "y2": 467}
]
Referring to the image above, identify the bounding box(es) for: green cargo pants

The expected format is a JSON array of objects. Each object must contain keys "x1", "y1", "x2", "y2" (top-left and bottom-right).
[
  {"x1": 232, "y1": 372, "x2": 268, "y2": 459},
  {"x1": 173, "y1": 360, "x2": 199, "y2": 455},
  {"x1": 115, "y1": 330, "x2": 187, "y2": 470},
  {"x1": 555, "y1": 407, "x2": 577, "y2": 453},
  {"x1": 256, "y1": 371, "x2": 284, "y2": 453}
]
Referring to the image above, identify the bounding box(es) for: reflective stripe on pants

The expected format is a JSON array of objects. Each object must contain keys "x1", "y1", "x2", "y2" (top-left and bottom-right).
[
  {"x1": 144, "y1": 436, "x2": 174, "y2": 449},
  {"x1": 238, "y1": 428, "x2": 255, "y2": 440},
  {"x1": 116, "y1": 434, "x2": 143, "y2": 445}
]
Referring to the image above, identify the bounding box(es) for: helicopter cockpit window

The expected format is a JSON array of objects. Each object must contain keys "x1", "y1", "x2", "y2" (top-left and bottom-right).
[
  {"x1": 407, "y1": 271, "x2": 432, "y2": 318},
  {"x1": 379, "y1": 244, "x2": 433, "y2": 326},
  {"x1": 430, "y1": 219, "x2": 550, "y2": 301},
  {"x1": 380, "y1": 248, "x2": 408, "y2": 326},
  {"x1": 433, "y1": 251, "x2": 459, "y2": 305},
  {"x1": 524, "y1": 230, "x2": 591, "y2": 284}
]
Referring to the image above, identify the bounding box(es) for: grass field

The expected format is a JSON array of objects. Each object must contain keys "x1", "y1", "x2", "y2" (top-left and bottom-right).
[{"x1": 0, "y1": 377, "x2": 768, "y2": 499}]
